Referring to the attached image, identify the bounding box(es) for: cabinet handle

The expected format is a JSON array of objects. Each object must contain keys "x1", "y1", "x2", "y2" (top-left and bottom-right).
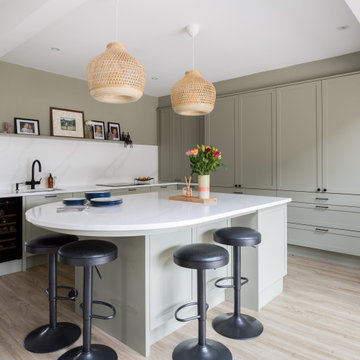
[
  {"x1": 315, "y1": 205, "x2": 329, "y2": 209},
  {"x1": 128, "y1": 188, "x2": 137, "y2": 192},
  {"x1": 323, "y1": 189, "x2": 327, "y2": 192},
  {"x1": 45, "y1": 195, "x2": 57, "y2": 198},
  {"x1": 315, "y1": 228, "x2": 329, "y2": 232},
  {"x1": 234, "y1": 191, "x2": 243, "y2": 194},
  {"x1": 160, "y1": 186, "x2": 167, "y2": 189},
  {"x1": 315, "y1": 197, "x2": 328, "y2": 201},
  {"x1": 317, "y1": 188, "x2": 321, "y2": 192}
]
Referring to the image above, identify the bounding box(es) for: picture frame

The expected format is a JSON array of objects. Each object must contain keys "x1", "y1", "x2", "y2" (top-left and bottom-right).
[
  {"x1": 92, "y1": 120, "x2": 105, "y2": 140},
  {"x1": 108, "y1": 122, "x2": 121, "y2": 141},
  {"x1": 14, "y1": 118, "x2": 40, "y2": 135},
  {"x1": 50, "y1": 107, "x2": 84, "y2": 138}
]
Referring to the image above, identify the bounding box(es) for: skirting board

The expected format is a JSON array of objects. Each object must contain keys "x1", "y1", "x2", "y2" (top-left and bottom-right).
[{"x1": 288, "y1": 245, "x2": 360, "y2": 269}]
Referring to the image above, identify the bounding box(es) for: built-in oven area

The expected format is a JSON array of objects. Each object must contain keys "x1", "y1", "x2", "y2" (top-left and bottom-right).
[{"x1": 0, "y1": 197, "x2": 22, "y2": 263}]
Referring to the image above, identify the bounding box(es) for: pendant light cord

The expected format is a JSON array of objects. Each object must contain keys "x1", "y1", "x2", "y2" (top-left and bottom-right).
[
  {"x1": 115, "y1": 0, "x2": 119, "y2": 42},
  {"x1": 192, "y1": 35, "x2": 195, "y2": 70}
]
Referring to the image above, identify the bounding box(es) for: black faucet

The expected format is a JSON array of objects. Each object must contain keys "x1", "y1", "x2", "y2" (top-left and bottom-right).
[{"x1": 25, "y1": 160, "x2": 42, "y2": 189}]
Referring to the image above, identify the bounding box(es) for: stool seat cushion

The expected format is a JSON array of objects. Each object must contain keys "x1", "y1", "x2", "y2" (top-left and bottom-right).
[
  {"x1": 174, "y1": 243, "x2": 229, "y2": 270},
  {"x1": 58, "y1": 240, "x2": 118, "y2": 267},
  {"x1": 214, "y1": 227, "x2": 261, "y2": 247},
  {"x1": 25, "y1": 233, "x2": 78, "y2": 254}
]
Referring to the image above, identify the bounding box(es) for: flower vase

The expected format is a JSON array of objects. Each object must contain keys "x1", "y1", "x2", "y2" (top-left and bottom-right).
[{"x1": 198, "y1": 175, "x2": 210, "y2": 199}]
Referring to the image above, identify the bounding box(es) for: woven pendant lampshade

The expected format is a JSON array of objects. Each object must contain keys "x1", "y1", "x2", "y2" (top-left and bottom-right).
[
  {"x1": 171, "y1": 70, "x2": 216, "y2": 116},
  {"x1": 171, "y1": 24, "x2": 216, "y2": 116},
  {"x1": 87, "y1": 42, "x2": 146, "y2": 104}
]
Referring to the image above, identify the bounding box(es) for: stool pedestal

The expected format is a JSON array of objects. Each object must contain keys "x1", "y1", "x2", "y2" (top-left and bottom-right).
[
  {"x1": 173, "y1": 269, "x2": 232, "y2": 360},
  {"x1": 59, "y1": 266, "x2": 117, "y2": 360},
  {"x1": 212, "y1": 246, "x2": 263, "y2": 339},
  {"x1": 24, "y1": 253, "x2": 81, "y2": 353}
]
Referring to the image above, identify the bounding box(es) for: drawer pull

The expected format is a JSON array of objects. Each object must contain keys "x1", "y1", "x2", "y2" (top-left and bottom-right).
[
  {"x1": 45, "y1": 195, "x2": 57, "y2": 198},
  {"x1": 160, "y1": 186, "x2": 167, "y2": 189},
  {"x1": 233, "y1": 191, "x2": 243, "y2": 194},
  {"x1": 128, "y1": 188, "x2": 137, "y2": 192},
  {"x1": 315, "y1": 205, "x2": 329, "y2": 209},
  {"x1": 315, "y1": 228, "x2": 329, "y2": 233},
  {"x1": 315, "y1": 197, "x2": 328, "y2": 201}
]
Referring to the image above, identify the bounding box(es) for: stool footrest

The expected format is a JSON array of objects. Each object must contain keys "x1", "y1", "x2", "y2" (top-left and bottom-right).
[
  {"x1": 175, "y1": 301, "x2": 209, "y2": 322},
  {"x1": 215, "y1": 276, "x2": 234, "y2": 289},
  {"x1": 80, "y1": 300, "x2": 116, "y2": 320},
  {"x1": 241, "y1": 277, "x2": 249, "y2": 286},
  {"x1": 45, "y1": 286, "x2": 78, "y2": 301}
]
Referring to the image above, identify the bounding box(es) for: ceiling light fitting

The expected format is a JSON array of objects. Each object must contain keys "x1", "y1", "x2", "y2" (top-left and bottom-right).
[
  {"x1": 170, "y1": 24, "x2": 216, "y2": 116},
  {"x1": 86, "y1": 0, "x2": 146, "y2": 104}
]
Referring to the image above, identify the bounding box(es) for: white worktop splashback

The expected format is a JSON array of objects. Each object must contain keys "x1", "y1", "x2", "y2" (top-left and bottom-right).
[{"x1": 0, "y1": 136, "x2": 158, "y2": 191}]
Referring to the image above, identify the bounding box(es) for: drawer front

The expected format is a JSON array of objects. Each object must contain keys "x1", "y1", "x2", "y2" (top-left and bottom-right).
[
  {"x1": 25, "y1": 193, "x2": 70, "y2": 209},
  {"x1": 288, "y1": 224, "x2": 360, "y2": 256},
  {"x1": 277, "y1": 190, "x2": 360, "y2": 207},
  {"x1": 288, "y1": 203, "x2": 360, "y2": 232},
  {"x1": 150, "y1": 185, "x2": 177, "y2": 192}
]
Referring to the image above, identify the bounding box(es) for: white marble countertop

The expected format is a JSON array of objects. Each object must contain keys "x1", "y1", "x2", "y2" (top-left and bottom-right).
[
  {"x1": 0, "y1": 182, "x2": 186, "y2": 198},
  {"x1": 25, "y1": 191, "x2": 291, "y2": 236}
]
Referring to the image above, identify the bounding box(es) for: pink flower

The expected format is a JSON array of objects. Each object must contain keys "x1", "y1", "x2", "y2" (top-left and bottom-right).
[
  {"x1": 185, "y1": 150, "x2": 192, "y2": 155},
  {"x1": 215, "y1": 151, "x2": 220, "y2": 158}
]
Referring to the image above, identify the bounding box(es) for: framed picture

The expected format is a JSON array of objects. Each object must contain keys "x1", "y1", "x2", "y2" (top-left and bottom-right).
[
  {"x1": 92, "y1": 120, "x2": 105, "y2": 140},
  {"x1": 50, "y1": 107, "x2": 84, "y2": 138},
  {"x1": 108, "y1": 122, "x2": 120, "y2": 140},
  {"x1": 14, "y1": 118, "x2": 40, "y2": 135}
]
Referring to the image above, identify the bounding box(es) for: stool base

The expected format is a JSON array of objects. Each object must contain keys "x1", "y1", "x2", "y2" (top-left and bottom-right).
[
  {"x1": 58, "y1": 344, "x2": 117, "y2": 360},
  {"x1": 212, "y1": 313, "x2": 263, "y2": 339},
  {"x1": 172, "y1": 338, "x2": 232, "y2": 360},
  {"x1": 24, "y1": 322, "x2": 81, "y2": 353}
]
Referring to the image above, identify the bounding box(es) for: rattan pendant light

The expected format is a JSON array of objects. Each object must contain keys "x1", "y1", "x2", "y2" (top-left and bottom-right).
[
  {"x1": 87, "y1": 0, "x2": 146, "y2": 104},
  {"x1": 171, "y1": 24, "x2": 216, "y2": 116}
]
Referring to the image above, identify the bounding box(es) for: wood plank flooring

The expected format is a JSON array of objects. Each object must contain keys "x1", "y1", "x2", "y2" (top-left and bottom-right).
[{"x1": 0, "y1": 255, "x2": 359, "y2": 360}]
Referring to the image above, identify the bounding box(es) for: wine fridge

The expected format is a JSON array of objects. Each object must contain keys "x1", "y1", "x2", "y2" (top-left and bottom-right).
[{"x1": 0, "y1": 197, "x2": 22, "y2": 263}]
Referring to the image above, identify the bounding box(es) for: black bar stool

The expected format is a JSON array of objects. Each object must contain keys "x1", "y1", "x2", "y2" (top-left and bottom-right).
[
  {"x1": 24, "y1": 233, "x2": 81, "y2": 353},
  {"x1": 57, "y1": 240, "x2": 118, "y2": 360},
  {"x1": 212, "y1": 227, "x2": 264, "y2": 339},
  {"x1": 173, "y1": 243, "x2": 232, "y2": 360}
]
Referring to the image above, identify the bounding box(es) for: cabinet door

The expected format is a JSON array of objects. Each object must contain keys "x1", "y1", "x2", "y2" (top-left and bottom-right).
[
  {"x1": 238, "y1": 90, "x2": 276, "y2": 189},
  {"x1": 182, "y1": 116, "x2": 202, "y2": 182},
  {"x1": 158, "y1": 109, "x2": 173, "y2": 181},
  {"x1": 171, "y1": 113, "x2": 184, "y2": 182},
  {"x1": 205, "y1": 96, "x2": 237, "y2": 187},
  {"x1": 322, "y1": 74, "x2": 360, "y2": 194},
  {"x1": 277, "y1": 82, "x2": 322, "y2": 191}
]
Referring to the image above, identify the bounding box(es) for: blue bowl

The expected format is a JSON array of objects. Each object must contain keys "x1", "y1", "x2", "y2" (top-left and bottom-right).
[
  {"x1": 63, "y1": 198, "x2": 87, "y2": 206},
  {"x1": 85, "y1": 191, "x2": 111, "y2": 200}
]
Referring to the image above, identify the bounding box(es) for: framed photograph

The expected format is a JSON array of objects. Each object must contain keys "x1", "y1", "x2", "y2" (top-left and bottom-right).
[
  {"x1": 50, "y1": 107, "x2": 84, "y2": 138},
  {"x1": 14, "y1": 118, "x2": 40, "y2": 135},
  {"x1": 92, "y1": 120, "x2": 105, "y2": 140},
  {"x1": 108, "y1": 122, "x2": 120, "y2": 140}
]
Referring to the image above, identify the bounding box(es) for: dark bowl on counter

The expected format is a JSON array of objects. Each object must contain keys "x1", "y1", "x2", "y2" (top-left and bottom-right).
[{"x1": 85, "y1": 191, "x2": 111, "y2": 200}]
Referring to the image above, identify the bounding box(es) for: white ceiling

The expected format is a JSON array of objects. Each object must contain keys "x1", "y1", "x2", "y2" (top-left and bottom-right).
[{"x1": 1, "y1": 0, "x2": 360, "y2": 97}]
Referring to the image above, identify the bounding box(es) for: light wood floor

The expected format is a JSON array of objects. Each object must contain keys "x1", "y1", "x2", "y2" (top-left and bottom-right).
[{"x1": 0, "y1": 255, "x2": 359, "y2": 360}]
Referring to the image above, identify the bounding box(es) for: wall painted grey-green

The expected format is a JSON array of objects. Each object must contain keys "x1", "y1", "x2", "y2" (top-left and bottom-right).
[
  {"x1": 0, "y1": 61, "x2": 158, "y2": 145},
  {"x1": 158, "y1": 51, "x2": 360, "y2": 107}
]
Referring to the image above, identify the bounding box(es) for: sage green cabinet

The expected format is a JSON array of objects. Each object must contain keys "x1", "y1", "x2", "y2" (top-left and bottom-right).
[
  {"x1": 276, "y1": 81, "x2": 322, "y2": 192},
  {"x1": 205, "y1": 96, "x2": 237, "y2": 187},
  {"x1": 322, "y1": 74, "x2": 360, "y2": 194},
  {"x1": 237, "y1": 89, "x2": 276, "y2": 189},
  {"x1": 158, "y1": 109, "x2": 203, "y2": 182}
]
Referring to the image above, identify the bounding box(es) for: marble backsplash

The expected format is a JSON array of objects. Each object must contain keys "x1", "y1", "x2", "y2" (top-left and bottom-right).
[{"x1": 0, "y1": 135, "x2": 158, "y2": 191}]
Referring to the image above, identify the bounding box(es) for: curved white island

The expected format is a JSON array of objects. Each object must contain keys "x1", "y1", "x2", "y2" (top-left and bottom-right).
[{"x1": 26, "y1": 191, "x2": 290, "y2": 357}]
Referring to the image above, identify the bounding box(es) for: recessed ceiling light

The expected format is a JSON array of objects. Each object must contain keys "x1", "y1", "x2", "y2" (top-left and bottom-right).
[
  {"x1": 51, "y1": 47, "x2": 61, "y2": 52},
  {"x1": 337, "y1": 25, "x2": 349, "y2": 31},
  {"x1": 151, "y1": 76, "x2": 159, "y2": 80}
]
